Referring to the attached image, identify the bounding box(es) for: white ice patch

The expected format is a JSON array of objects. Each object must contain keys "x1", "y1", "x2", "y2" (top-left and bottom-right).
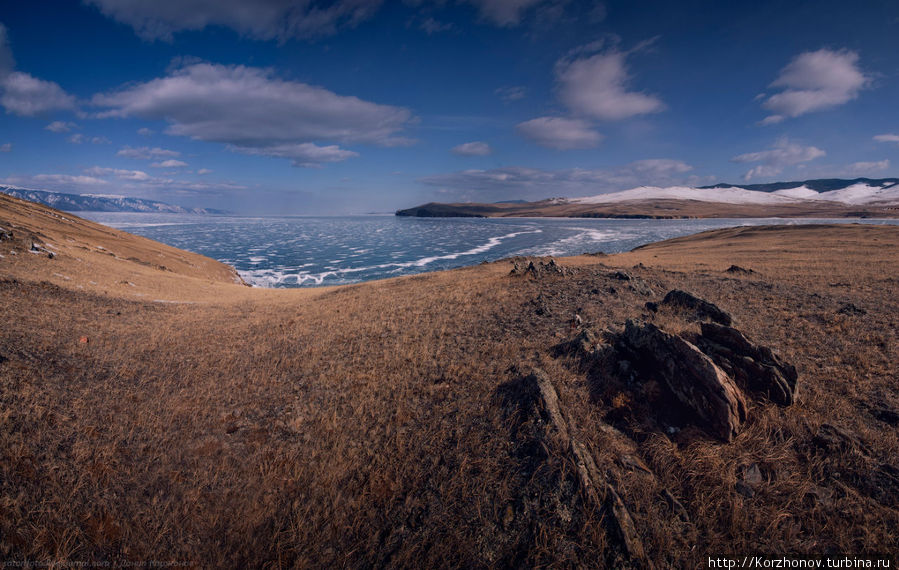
[{"x1": 239, "y1": 228, "x2": 543, "y2": 287}]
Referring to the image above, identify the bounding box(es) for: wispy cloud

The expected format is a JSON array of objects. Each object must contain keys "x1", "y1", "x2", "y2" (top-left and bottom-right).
[
  {"x1": 420, "y1": 159, "x2": 697, "y2": 201},
  {"x1": 116, "y1": 145, "x2": 180, "y2": 159},
  {"x1": 760, "y1": 49, "x2": 869, "y2": 124},
  {"x1": 732, "y1": 138, "x2": 825, "y2": 180},
  {"x1": 45, "y1": 120, "x2": 78, "y2": 133},
  {"x1": 151, "y1": 159, "x2": 188, "y2": 168},
  {"x1": 494, "y1": 85, "x2": 526, "y2": 102},
  {"x1": 84, "y1": 0, "x2": 385, "y2": 41},
  {"x1": 0, "y1": 142, "x2": 11, "y2": 152},
  {"x1": 93, "y1": 62, "x2": 414, "y2": 167},
  {"x1": 516, "y1": 117, "x2": 602, "y2": 150},
  {"x1": 451, "y1": 141, "x2": 492, "y2": 156},
  {"x1": 873, "y1": 133, "x2": 899, "y2": 144}
]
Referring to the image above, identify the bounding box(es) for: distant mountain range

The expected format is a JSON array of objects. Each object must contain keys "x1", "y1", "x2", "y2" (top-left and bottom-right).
[
  {"x1": 397, "y1": 178, "x2": 899, "y2": 219},
  {"x1": 0, "y1": 186, "x2": 228, "y2": 214}
]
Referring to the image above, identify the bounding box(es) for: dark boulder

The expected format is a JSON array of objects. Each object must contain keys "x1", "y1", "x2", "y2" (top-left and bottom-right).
[
  {"x1": 661, "y1": 290, "x2": 733, "y2": 326},
  {"x1": 697, "y1": 322, "x2": 798, "y2": 406},
  {"x1": 617, "y1": 320, "x2": 747, "y2": 442}
]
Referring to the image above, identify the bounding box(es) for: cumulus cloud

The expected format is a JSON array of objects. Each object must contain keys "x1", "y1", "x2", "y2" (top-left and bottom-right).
[
  {"x1": 420, "y1": 159, "x2": 697, "y2": 201},
  {"x1": 151, "y1": 159, "x2": 188, "y2": 168},
  {"x1": 760, "y1": 49, "x2": 869, "y2": 124},
  {"x1": 732, "y1": 138, "x2": 825, "y2": 180},
  {"x1": 93, "y1": 63, "x2": 413, "y2": 167},
  {"x1": 0, "y1": 22, "x2": 78, "y2": 117},
  {"x1": 29, "y1": 174, "x2": 109, "y2": 187},
  {"x1": 1, "y1": 72, "x2": 77, "y2": 116},
  {"x1": 495, "y1": 85, "x2": 526, "y2": 102},
  {"x1": 873, "y1": 134, "x2": 899, "y2": 144},
  {"x1": 451, "y1": 141, "x2": 492, "y2": 156},
  {"x1": 556, "y1": 46, "x2": 664, "y2": 121},
  {"x1": 0, "y1": 142, "x2": 11, "y2": 152},
  {"x1": 46, "y1": 121, "x2": 78, "y2": 133},
  {"x1": 196, "y1": 168, "x2": 213, "y2": 175},
  {"x1": 229, "y1": 142, "x2": 358, "y2": 167},
  {"x1": 137, "y1": 127, "x2": 154, "y2": 136},
  {"x1": 116, "y1": 145, "x2": 180, "y2": 159},
  {"x1": 516, "y1": 116, "x2": 602, "y2": 150},
  {"x1": 84, "y1": 0, "x2": 384, "y2": 41}
]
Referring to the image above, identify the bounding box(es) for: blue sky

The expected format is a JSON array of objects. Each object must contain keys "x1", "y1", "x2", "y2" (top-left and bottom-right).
[{"x1": 1, "y1": 0, "x2": 898, "y2": 214}]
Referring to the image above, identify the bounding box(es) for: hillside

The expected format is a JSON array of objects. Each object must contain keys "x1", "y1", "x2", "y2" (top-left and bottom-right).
[
  {"x1": 396, "y1": 178, "x2": 899, "y2": 218},
  {"x1": 2, "y1": 195, "x2": 898, "y2": 567},
  {"x1": 0, "y1": 185, "x2": 227, "y2": 214}
]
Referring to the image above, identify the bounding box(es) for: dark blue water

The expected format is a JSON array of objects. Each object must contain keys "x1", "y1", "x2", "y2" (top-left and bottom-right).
[{"x1": 79, "y1": 213, "x2": 899, "y2": 288}]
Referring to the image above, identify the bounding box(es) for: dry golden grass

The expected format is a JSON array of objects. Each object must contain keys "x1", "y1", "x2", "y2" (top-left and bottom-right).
[{"x1": 1, "y1": 196, "x2": 897, "y2": 567}]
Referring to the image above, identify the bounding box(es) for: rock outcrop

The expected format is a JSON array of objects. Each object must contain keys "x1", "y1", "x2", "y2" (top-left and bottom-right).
[
  {"x1": 617, "y1": 320, "x2": 747, "y2": 442},
  {"x1": 696, "y1": 322, "x2": 798, "y2": 406},
  {"x1": 660, "y1": 289, "x2": 733, "y2": 326}
]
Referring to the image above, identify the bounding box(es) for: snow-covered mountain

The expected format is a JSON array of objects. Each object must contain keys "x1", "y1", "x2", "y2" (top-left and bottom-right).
[
  {"x1": 569, "y1": 178, "x2": 899, "y2": 207},
  {"x1": 0, "y1": 186, "x2": 227, "y2": 214}
]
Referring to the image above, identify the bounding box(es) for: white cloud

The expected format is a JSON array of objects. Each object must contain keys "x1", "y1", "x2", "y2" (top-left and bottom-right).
[
  {"x1": 85, "y1": 167, "x2": 152, "y2": 181},
  {"x1": 46, "y1": 120, "x2": 78, "y2": 133},
  {"x1": 230, "y1": 142, "x2": 359, "y2": 168},
  {"x1": 137, "y1": 127, "x2": 154, "y2": 136},
  {"x1": 196, "y1": 168, "x2": 213, "y2": 175},
  {"x1": 151, "y1": 159, "x2": 188, "y2": 168},
  {"x1": 556, "y1": 47, "x2": 664, "y2": 121},
  {"x1": 1, "y1": 71, "x2": 77, "y2": 117},
  {"x1": 31, "y1": 174, "x2": 109, "y2": 187},
  {"x1": 466, "y1": 0, "x2": 545, "y2": 26},
  {"x1": 732, "y1": 138, "x2": 825, "y2": 180},
  {"x1": 451, "y1": 141, "x2": 492, "y2": 156},
  {"x1": 0, "y1": 23, "x2": 78, "y2": 117},
  {"x1": 93, "y1": 63, "x2": 413, "y2": 166},
  {"x1": 68, "y1": 134, "x2": 110, "y2": 144},
  {"x1": 116, "y1": 145, "x2": 180, "y2": 159},
  {"x1": 0, "y1": 142, "x2": 11, "y2": 152},
  {"x1": 873, "y1": 134, "x2": 899, "y2": 143},
  {"x1": 760, "y1": 49, "x2": 869, "y2": 123},
  {"x1": 84, "y1": 0, "x2": 384, "y2": 41},
  {"x1": 516, "y1": 116, "x2": 602, "y2": 150},
  {"x1": 845, "y1": 159, "x2": 889, "y2": 174},
  {"x1": 420, "y1": 159, "x2": 697, "y2": 201},
  {"x1": 495, "y1": 85, "x2": 526, "y2": 102}
]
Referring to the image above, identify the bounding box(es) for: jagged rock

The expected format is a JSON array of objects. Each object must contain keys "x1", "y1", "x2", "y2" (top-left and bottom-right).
[
  {"x1": 618, "y1": 320, "x2": 747, "y2": 442},
  {"x1": 552, "y1": 329, "x2": 599, "y2": 359},
  {"x1": 725, "y1": 265, "x2": 754, "y2": 274},
  {"x1": 837, "y1": 302, "x2": 866, "y2": 316},
  {"x1": 499, "y1": 370, "x2": 651, "y2": 567},
  {"x1": 660, "y1": 290, "x2": 733, "y2": 326},
  {"x1": 697, "y1": 322, "x2": 798, "y2": 406},
  {"x1": 629, "y1": 279, "x2": 655, "y2": 297},
  {"x1": 511, "y1": 258, "x2": 572, "y2": 278},
  {"x1": 610, "y1": 271, "x2": 631, "y2": 281},
  {"x1": 644, "y1": 301, "x2": 658, "y2": 313}
]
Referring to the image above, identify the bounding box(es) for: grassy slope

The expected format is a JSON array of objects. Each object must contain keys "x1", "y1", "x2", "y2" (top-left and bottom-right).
[{"x1": 1, "y1": 195, "x2": 897, "y2": 567}]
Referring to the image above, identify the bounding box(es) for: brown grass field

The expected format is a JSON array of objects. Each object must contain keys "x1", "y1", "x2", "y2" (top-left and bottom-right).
[{"x1": 1, "y1": 192, "x2": 897, "y2": 567}]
